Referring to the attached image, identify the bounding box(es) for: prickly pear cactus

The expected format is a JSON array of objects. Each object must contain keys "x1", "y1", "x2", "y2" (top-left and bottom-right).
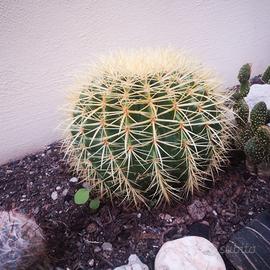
[
  {"x1": 237, "y1": 63, "x2": 251, "y2": 98},
  {"x1": 64, "y1": 49, "x2": 234, "y2": 205},
  {"x1": 262, "y1": 65, "x2": 270, "y2": 84},
  {"x1": 0, "y1": 211, "x2": 45, "y2": 270},
  {"x1": 233, "y1": 64, "x2": 270, "y2": 173},
  {"x1": 244, "y1": 126, "x2": 270, "y2": 164},
  {"x1": 234, "y1": 99, "x2": 249, "y2": 127},
  {"x1": 233, "y1": 63, "x2": 251, "y2": 103},
  {"x1": 267, "y1": 109, "x2": 270, "y2": 124}
]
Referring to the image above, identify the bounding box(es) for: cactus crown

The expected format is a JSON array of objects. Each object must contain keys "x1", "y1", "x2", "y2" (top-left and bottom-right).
[{"x1": 64, "y1": 49, "x2": 234, "y2": 206}]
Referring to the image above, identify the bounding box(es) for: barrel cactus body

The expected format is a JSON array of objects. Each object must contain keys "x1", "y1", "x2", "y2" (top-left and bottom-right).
[{"x1": 64, "y1": 49, "x2": 233, "y2": 205}]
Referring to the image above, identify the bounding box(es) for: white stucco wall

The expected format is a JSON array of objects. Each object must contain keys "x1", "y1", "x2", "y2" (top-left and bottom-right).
[{"x1": 1, "y1": 0, "x2": 270, "y2": 165}]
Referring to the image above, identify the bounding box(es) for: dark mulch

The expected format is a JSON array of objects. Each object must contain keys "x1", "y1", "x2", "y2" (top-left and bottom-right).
[{"x1": 0, "y1": 142, "x2": 269, "y2": 270}]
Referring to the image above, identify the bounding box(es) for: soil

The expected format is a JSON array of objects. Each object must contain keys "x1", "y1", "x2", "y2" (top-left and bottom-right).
[{"x1": 0, "y1": 142, "x2": 270, "y2": 270}]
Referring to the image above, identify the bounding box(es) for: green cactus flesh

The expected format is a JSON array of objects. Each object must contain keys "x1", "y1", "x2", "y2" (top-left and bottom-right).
[
  {"x1": 262, "y1": 65, "x2": 270, "y2": 84},
  {"x1": 238, "y1": 63, "x2": 251, "y2": 84},
  {"x1": 232, "y1": 90, "x2": 242, "y2": 102},
  {"x1": 234, "y1": 64, "x2": 270, "y2": 168},
  {"x1": 235, "y1": 99, "x2": 249, "y2": 127},
  {"x1": 266, "y1": 109, "x2": 270, "y2": 124},
  {"x1": 65, "y1": 50, "x2": 233, "y2": 205},
  {"x1": 239, "y1": 80, "x2": 250, "y2": 98},
  {"x1": 244, "y1": 137, "x2": 267, "y2": 164},
  {"x1": 238, "y1": 124, "x2": 253, "y2": 149},
  {"x1": 255, "y1": 126, "x2": 270, "y2": 148},
  {"x1": 250, "y1": 102, "x2": 267, "y2": 132}
]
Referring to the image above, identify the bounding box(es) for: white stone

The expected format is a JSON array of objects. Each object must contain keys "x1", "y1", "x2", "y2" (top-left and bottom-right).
[
  {"x1": 245, "y1": 84, "x2": 270, "y2": 125},
  {"x1": 82, "y1": 182, "x2": 91, "y2": 189},
  {"x1": 155, "y1": 236, "x2": 226, "y2": 270},
  {"x1": 69, "y1": 177, "x2": 78, "y2": 183},
  {"x1": 102, "y1": 242, "x2": 113, "y2": 252},
  {"x1": 88, "y1": 259, "x2": 94, "y2": 267},
  {"x1": 159, "y1": 213, "x2": 173, "y2": 222},
  {"x1": 94, "y1": 246, "x2": 101, "y2": 253},
  {"x1": 114, "y1": 254, "x2": 148, "y2": 270},
  {"x1": 62, "y1": 188, "x2": 69, "y2": 196},
  {"x1": 51, "y1": 191, "x2": 58, "y2": 200}
]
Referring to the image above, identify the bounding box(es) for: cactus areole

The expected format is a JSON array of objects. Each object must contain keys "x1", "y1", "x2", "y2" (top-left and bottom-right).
[{"x1": 64, "y1": 49, "x2": 233, "y2": 206}]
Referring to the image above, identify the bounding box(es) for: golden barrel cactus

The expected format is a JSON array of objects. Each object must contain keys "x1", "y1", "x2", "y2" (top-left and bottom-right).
[{"x1": 64, "y1": 49, "x2": 234, "y2": 206}]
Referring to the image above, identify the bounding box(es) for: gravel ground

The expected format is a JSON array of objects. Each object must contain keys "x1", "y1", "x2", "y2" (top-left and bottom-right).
[{"x1": 0, "y1": 142, "x2": 269, "y2": 270}]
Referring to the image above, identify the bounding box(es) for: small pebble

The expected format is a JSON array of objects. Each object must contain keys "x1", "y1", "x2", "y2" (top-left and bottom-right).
[
  {"x1": 82, "y1": 182, "x2": 91, "y2": 189},
  {"x1": 187, "y1": 200, "x2": 207, "y2": 221},
  {"x1": 212, "y1": 210, "x2": 218, "y2": 216},
  {"x1": 87, "y1": 223, "x2": 97, "y2": 233},
  {"x1": 137, "y1": 213, "x2": 142, "y2": 218},
  {"x1": 33, "y1": 206, "x2": 40, "y2": 214},
  {"x1": 94, "y1": 246, "x2": 102, "y2": 253},
  {"x1": 69, "y1": 177, "x2": 78, "y2": 183},
  {"x1": 102, "y1": 242, "x2": 113, "y2": 252},
  {"x1": 56, "y1": 186, "x2": 61, "y2": 190},
  {"x1": 159, "y1": 213, "x2": 173, "y2": 222},
  {"x1": 51, "y1": 191, "x2": 58, "y2": 200},
  {"x1": 22, "y1": 194, "x2": 26, "y2": 198},
  {"x1": 88, "y1": 259, "x2": 94, "y2": 267},
  {"x1": 62, "y1": 188, "x2": 69, "y2": 196}
]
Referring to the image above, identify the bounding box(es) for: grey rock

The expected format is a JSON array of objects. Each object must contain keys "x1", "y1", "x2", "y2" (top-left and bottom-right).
[{"x1": 225, "y1": 211, "x2": 270, "y2": 270}]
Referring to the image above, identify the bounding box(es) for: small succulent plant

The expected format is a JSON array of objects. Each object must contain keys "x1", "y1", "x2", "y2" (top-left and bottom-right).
[
  {"x1": 0, "y1": 211, "x2": 45, "y2": 270},
  {"x1": 233, "y1": 64, "x2": 270, "y2": 172},
  {"x1": 74, "y1": 188, "x2": 100, "y2": 210},
  {"x1": 63, "y1": 48, "x2": 234, "y2": 206}
]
